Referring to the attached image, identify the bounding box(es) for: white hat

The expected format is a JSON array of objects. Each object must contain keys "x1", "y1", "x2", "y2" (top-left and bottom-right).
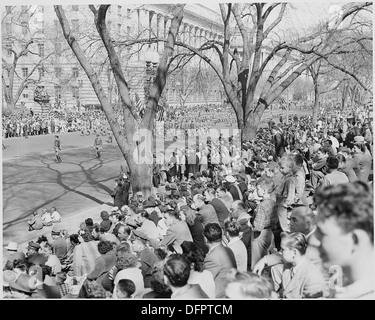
[
  {"x1": 354, "y1": 135, "x2": 365, "y2": 143},
  {"x1": 6, "y1": 242, "x2": 18, "y2": 251},
  {"x1": 225, "y1": 175, "x2": 236, "y2": 183}
]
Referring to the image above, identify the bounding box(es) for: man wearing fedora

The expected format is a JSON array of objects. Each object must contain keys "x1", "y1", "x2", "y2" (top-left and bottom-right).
[
  {"x1": 3, "y1": 242, "x2": 26, "y2": 269},
  {"x1": 51, "y1": 225, "x2": 68, "y2": 265},
  {"x1": 26, "y1": 241, "x2": 47, "y2": 266},
  {"x1": 130, "y1": 230, "x2": 158, "y2": 288}
]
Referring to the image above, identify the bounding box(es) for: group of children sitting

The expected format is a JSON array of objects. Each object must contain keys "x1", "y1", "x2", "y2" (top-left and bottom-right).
[{"x1": 28, "y1": 207, "x2": 62, "y2": 231}]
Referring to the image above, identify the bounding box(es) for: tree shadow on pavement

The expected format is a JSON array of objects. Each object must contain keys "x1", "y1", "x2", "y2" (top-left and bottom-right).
[{"x1": 3, "y1": 145, "x2": 123, "y2": 233}]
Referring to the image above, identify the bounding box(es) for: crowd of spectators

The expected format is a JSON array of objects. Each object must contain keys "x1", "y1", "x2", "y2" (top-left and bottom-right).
[{"x1": 2, "y1": 101, "x2": 374, "y2": 299}]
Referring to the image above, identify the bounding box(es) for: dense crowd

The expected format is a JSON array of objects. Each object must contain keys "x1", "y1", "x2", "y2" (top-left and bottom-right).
[
  {"x1": 2, "y1": 109, "x2": 112, "y2": 139},
  {"x1": 3, "y1": 105, "x2": 374, "y2": 299}
]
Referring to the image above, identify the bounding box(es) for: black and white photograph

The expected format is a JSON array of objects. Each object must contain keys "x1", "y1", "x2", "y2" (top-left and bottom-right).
[{"x1": 1, "y1": 0, "x2": 374, "y2": 302}]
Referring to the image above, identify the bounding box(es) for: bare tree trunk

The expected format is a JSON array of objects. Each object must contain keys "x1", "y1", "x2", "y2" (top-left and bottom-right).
[{"x1": 312, "y1": 84, "x2": 320, "y2": 126}]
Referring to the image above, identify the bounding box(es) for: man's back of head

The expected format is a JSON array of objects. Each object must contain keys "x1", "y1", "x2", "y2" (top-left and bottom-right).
[{"x1": 203, "y1": 223, "x2": 222, "y2": 243}]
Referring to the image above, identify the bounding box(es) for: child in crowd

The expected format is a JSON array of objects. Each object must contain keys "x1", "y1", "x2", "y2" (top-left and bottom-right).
[
  {"x1": 55, "y1": 271, "x2": 70, "y2": 298},
  {"x1": 41, "y1": 208, "x2": 53, "y2": 226},
  {"x1": 28, "y1": 211, "x2": 44, "y2": 231},
  {"x1": 100, "y1": 210, "x2": 112, "y2": 232},
  {"x1": 50, "y1": 207, "x2": 62, "y2": 223},
  {"x1": 115, "y1": 279, "x2": 136, "y2": 299}
]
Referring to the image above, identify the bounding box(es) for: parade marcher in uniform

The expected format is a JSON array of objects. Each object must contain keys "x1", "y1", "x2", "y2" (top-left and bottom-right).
[
  {"x1": 53, "y1": 135, "x2": 62, "y2": 163},
  {"x1": 94, "y1": 133, "x2": 103, "y2": 158}
]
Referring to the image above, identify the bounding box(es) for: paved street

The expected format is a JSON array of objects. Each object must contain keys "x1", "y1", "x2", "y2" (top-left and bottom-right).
[{"x1": 2, "y1": 132, "x2": 126, "y2": 251}]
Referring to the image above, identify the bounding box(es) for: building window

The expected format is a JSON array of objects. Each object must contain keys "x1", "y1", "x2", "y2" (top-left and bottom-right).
[
  {"x1": 127, "y1": 9, "x2": 131, "y2": 19},
  {"x1": 72, "y1": 86, "x2": 80, "y2": 99},
  {"x1": 6, "y1": 22, "x2": 12, "y2": 35},
  {"x1": 22, "y1": 68, "x2": 29, "y2": 78},
  {"x1": 38, "y1": 67, "x2": 45, "y2": 78},
  {"x1": 38, "y1": 43, "x2": 45, "y2": 57},
  {"x1": 72, "y1": 19, "x2": 79, "y2": 33},
  {"x1": 21, "y1": 21, "x2": 28, "y2": 35},
  {"x1": 55, "y1": 67, "x2": 62, "y2": 77},
  {"x1": 6, "y1": 6, "x2": 12, "y2": 14},
  {"x1": 72, "y1": 5, "x2": 79, "y2": 11},
  {"x1": 23, "y1": 93, "x2": 29, "y2": 99},
  {"x1": 55, "y1": 86, "x2": 62, "y2": 99},
  {"x1": 72, "y1": 67, "x2": 79, "y2": 78},
  {"x1": 118, "y1": 5, "x2": 122, "y2": 16}
]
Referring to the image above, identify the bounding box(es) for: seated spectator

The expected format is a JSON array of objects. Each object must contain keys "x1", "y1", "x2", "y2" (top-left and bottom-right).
[
  {"x1": 3, "y1": 242, "x2": 25, "y2": 270},
  {"x1": 27, "y1": 211, "x2": 44, "y2": 231},
  {"x1": 181, "y1": 241, "x2": 215, "y2": 299},
  {"x1": 203, "y1": 223, "x2": 237, "y2": 298},
  {"x1": 25, "y1": 241, "x2": 47, "y2": 267},
  {"x1": 41, "y1": 208, "x2": 53, "y2": 226},
  {"x1": 313, "y1": 181, "x2": 374, "y2": 299},
  {"x1": 142, "y1": 261, "x2": 172, "y2": 298},
  {"x1": 99, "y1": 210, "x2": 112, "y2": 232},
  {"x1": 193, "y1": 194, "x2": 219, "y2": 227},
  {"x1": 50, "y1": 207, "x2": 62, "y2": 223},
  {"x1": 86, "y1": 240, "x2": 116, "y2": 283},
  {"x1": 55, "y1": 271, "x2": 69, "y2": 298},
  {"x1": 42, "y1": 242, "x2": 62, "y2": 275},
  {"x1": 163, "y1": 254, "x2": 209, "y2": 299},
  {"x1": 224, "y1": 219, "x2": 248, "y2": 272},
  {"x1": 115, "y1": 279, "x2": 136, "y2": 299},
  {"x1": 225, "y1": 269, "x2": 276, "y2": 299},
  {"x1": 276, "y1": 232, "x2": 325, "y2": 299}
]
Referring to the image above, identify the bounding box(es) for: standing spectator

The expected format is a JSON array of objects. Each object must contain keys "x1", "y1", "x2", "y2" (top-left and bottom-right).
[
  {"x1": 111, "y1": 178, "x2": 124, "y2": 208},
  {"x1": 203, "y1": 223, "x2": 237, "y2": 298},
  {"x1": 251, "y1": 176, "x2": 278, "y2": 268},
  {"x1": 272, "y1": 125, "x2": 286, "y2": 159},
  {"x1": 93, "y1": 133, "x2": 103, "y2": 158}
]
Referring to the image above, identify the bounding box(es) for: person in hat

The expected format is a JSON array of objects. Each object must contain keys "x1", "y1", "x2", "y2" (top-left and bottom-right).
[
  {"x1": 121, "y1": 175, "x2": 131, "y2": 206},
  {"x1": 27, "y1": 210, "x2": 44, "y2": 231},
  {"x1": 26, "y1": 241, "x2": 47, "y2": 266},
  {"x1": 130, "y1": 229, "x2": 158, "y2": 288},
  {"x1": 51, "y1": 225, "x2": 68, "y2": 265},
  {"x1": 3, "y1": 242, "x2": 26, "y2": 270},
  {"x1": 3, "y1": 270, "x2": 36, "y2": 299},
  {"x1": 225, "y1": 175, "x2": 244, "y2": 202}
]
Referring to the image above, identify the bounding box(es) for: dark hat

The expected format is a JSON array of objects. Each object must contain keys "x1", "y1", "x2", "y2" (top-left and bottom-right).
[
  {"x1": 85, "y1": 218, "x2": 94, "y2": 227},
  {"x1": 131, "y1": 229, "x2": 148, "y2": 241},
  {"x1": 27, "y1": 241, "x2": 40, "y2": 251}
]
